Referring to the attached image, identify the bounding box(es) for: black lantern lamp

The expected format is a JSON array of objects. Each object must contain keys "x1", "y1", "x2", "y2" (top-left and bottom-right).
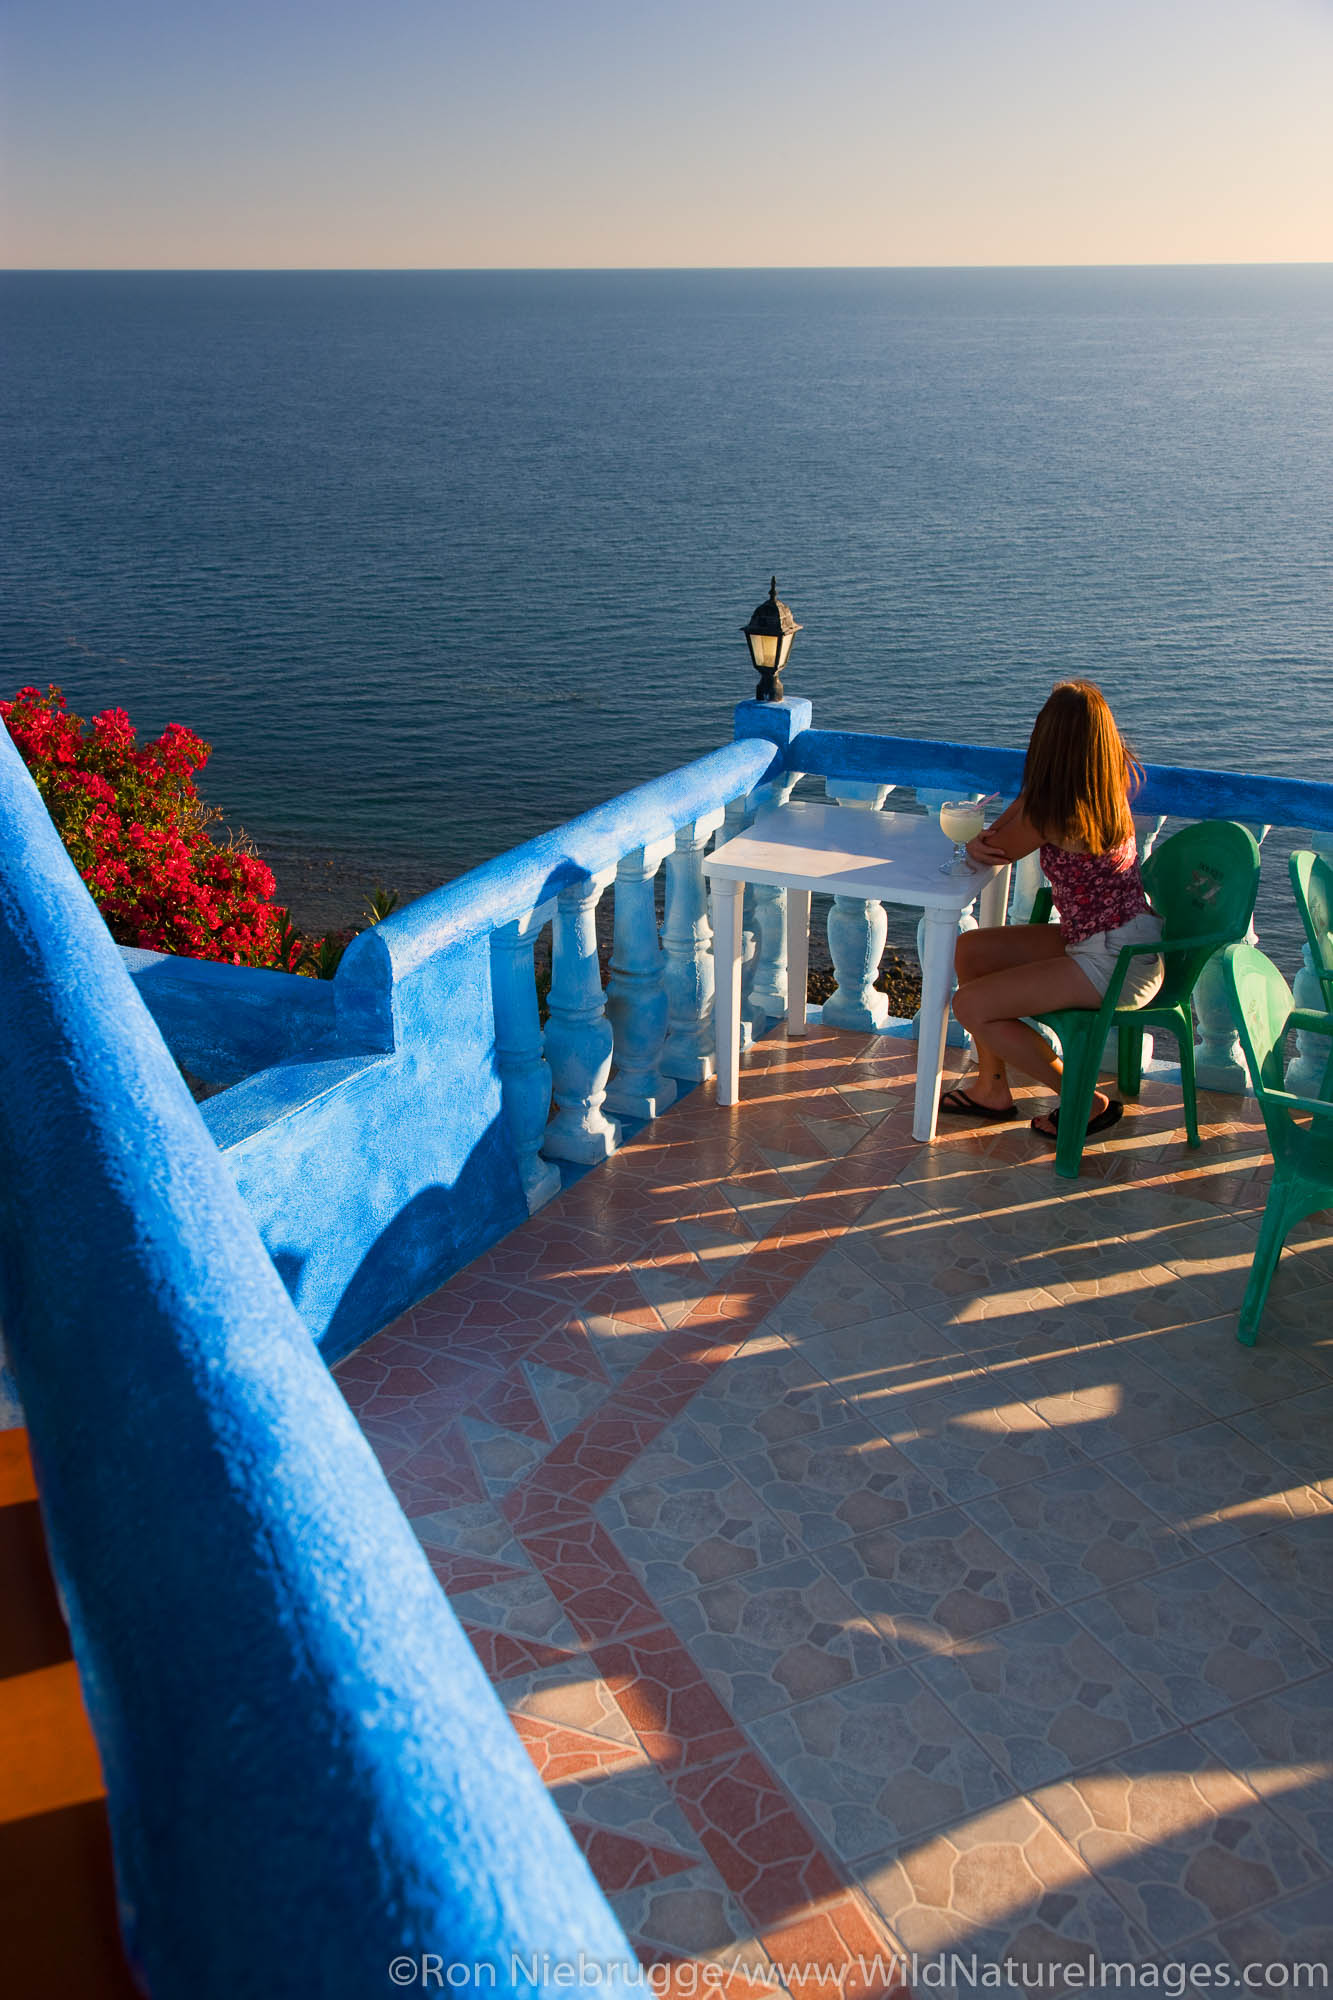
[{"x1": 742, "y1": 576, "x2": 802, "y2": 703}]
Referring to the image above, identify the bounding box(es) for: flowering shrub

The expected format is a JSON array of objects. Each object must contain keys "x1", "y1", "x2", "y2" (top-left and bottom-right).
[{"x1": 2, "y1": 684, "x2": 296, "y2": 967}]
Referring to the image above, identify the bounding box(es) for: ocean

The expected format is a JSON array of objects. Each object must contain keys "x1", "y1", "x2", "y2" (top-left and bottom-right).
[{"x1": 2, "y1": 267, "x2": 1330, "y2": 959}]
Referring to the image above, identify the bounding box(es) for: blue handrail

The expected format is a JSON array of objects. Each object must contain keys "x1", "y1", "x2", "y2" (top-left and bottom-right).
[
  {"x1": 0, "y1": 724, "x2": 632, "y2": 2000},
  {"x1": 783, "y1": 725, "x2": 1333, "y2": 830}
]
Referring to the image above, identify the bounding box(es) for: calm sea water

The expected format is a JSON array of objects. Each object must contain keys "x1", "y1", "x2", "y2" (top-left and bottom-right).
[{"x1": 2, "y1": 268, "x2": 1331, "y2": 954}]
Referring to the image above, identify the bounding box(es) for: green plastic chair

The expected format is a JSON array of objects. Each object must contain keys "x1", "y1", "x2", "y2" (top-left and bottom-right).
[
  {"x1": 1289, "y1": 850, "x2": 1333, "y2": 1010},
  {"x1": 1034, "y1": 819, "x2": 1262, "y2": 1179},
  {"x1": 1220, "y1": 942, "x2": 1333, "y2": 1344}
]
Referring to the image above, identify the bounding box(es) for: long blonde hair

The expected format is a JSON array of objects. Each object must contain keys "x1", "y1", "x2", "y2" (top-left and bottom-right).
[{"x1": 1021, "y1": 680, "x2": 1141, "y2": 853}]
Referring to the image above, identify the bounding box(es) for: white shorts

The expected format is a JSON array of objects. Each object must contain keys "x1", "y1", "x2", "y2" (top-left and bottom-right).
[{"x1": 1066, "y1": 912, "x2": 1165, "y2": 1004}]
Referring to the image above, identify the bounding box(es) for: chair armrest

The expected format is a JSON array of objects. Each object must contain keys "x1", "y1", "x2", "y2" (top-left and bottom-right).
[
  {"x1": 1155, "y1": 929, "x2": 1247, "y2": 958},
  {"x1": 1263, "y1": 1086, "x2": 1333, "y2": 1120},
  {"x1": 1106, "y1": 930, "x2": 1233, "y2": 978},
  {"x1": 1290, "y1": 1009, "x2": 1333, "y2": 1038}
]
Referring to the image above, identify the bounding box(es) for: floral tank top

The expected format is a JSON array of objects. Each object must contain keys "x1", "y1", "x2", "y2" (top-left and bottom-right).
[{"x1": 1039, "y1": 832, "x2": 1152, "y2": 946}]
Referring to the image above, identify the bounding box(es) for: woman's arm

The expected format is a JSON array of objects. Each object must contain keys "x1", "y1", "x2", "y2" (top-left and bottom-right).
[{"x1": 966, "y1": 795, "x2": 1043, "y2": 865}]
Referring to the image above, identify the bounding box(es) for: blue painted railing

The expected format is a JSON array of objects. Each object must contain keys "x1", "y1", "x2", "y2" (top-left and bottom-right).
[
  {"x1": 0, "y1": 722, "x2": 634, "y2": 1999},
  {"x1": 8, "y1": 692, "x2": 1333, "y2": 1991},
  {"x1": 785, "y1": 723, "x2": 1333, "y2": 832}
]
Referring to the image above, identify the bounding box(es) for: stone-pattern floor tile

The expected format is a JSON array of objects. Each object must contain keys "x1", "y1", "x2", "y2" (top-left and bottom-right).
[
  {"x1": 611, "y1": 1862, "x2": 782, "y2": 1988},
  {"x1": 457, "y1": 1415, "x2": 553, "y2": 1496},
  {"x1": 1072, "y1": 1557, "x2": 1329, "y2": 1724},
  {"x1": 872, "y1": 1374, "x2": 1088, "y2": 1502},
  {"x1": 462, "y1": 1624, "x2": 578, "y2": 1681},
  {"x1": 915, "y1": 1610, "x2": 1179, "y2": 1788},
  {"x1": 1266, "y1": 1280, "x2": 1333, "y2": 1375},
  {"x1": 1016, "y1": 1347, "x2": 1212, "y2": 1461},
  {"x1": 860, "y1": 1795, "x2": 1155, "y2": 2000},
  {"x1": 496, "y1": 1652, "x2": 641, "y2": 1746},
  {"x1": 368, "y1": 1420, "x2": 489, "y2": 1512},
  {"x1": 420, "y1": 1545, "x2": 530, "y2": 1594},
  {"x1": 564, "y1": 1818, "x2": 698, "y2": 1893},
  {"x1": 591, "y1": 1626, "x2": 750, "y2": 1772},
  {"x1": 582, "y1": 1315, "x2": 672, "y2": 1383},
  {"x1": 764, "y1": 1251, "x2": 911, "y2": 1340},
  {"x1": 680, "y1": 1336, "x2": 858, "y2": 1456},
  {"x1": 666, "y1": 1556, "x2": 898, "y2": 1721},
  {"x1": 1229, "y1": 1385, "x2": 1333, "y2": 1500},
  {"x1": 798, "y1": 1314, "x2": 974, "y2": 1420},
  {"x1": 747, "y1": 1667, "x2": 1014, "y2": 1862},
  {"x1": 1031, "y1": 1731, "x2": 1325, "y2": 1949},
  {"x1": 446, "y1": 1570, "x2": 583, "y2": 1651},
  {"x1": 339, "y1": 1026, "x2": 1333, "y2": 1970},
  {"x1": 1101, "y1": 1425, "x2": 1332, "y2": 1555},
  {"x1": 595, "y1": 1462, "x2": 804, "y2": 1599},
  {"x1": 671, "y1": 1748, "x2": 844, "y2": 1926},
  {"x1": 762, "y1": 1892, "x2": 910, "y2": 2000},
  {"x1": 961, "y1": 1462, "x2": 1194, "y2": 1604},
  {"x1": 603, "y1": 1416, "x2": 719, "y2": 1489},
  {"x1": 822, "y1": 1510, "x2": 1054, "y2": 1654},
  {"x1": 511, "y1": 1711, "x2": 644, "y2": 1784},
  {"x1": 523, "y1": 1357, "x2": 613, "y2": 1440},
  {"x1": 1216, "y1": 1881, "x2": 1333, "y2": 1980},
  {"x1": 411, "y1": 1496, "x2": 532, "y2": 1566},
  {"x1": 1134, "y1": 1316, "x2": 1328, "y2": 1417},
  {"x1": 1212, "y1": 1516, "x2": 1333, "y2": 1659},
  {"x1": 550, "y1": 1756, "x2": 703, "y2": 1859},
  {"x1": 1194, "y1": 1671, "x2": 1333, "y2": 1854},
  {"x1": 520, "y1": 1514, "x2": 666, "y2": 1644},
  {"x1": 735, "y1": 1420, "x2": 947, "y2": 1549}
]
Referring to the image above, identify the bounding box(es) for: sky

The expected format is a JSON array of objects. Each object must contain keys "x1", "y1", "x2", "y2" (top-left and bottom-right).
[{"x1": 2, "y1": 0, "x2": 1331, "y2": 269}]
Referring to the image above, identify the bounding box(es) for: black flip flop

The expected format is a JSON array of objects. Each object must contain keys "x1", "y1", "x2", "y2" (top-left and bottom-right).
[
  {"x1": 938, "y1": 1088, "x2": 1018, "y2": 1123},
  {"x1": 1030, "y1": 1099, "x2": 1124, "y2": 1142}
]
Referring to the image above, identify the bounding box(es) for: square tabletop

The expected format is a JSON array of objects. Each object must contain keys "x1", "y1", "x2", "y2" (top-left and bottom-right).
[{"x1": 704, "y1": 800, "x2": 1002, "y2": 908}]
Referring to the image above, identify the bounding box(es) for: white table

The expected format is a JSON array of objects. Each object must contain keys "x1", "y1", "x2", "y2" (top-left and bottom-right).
[{"x1": 704, "y1": 802, "x2": 1010, "y2": 1141}]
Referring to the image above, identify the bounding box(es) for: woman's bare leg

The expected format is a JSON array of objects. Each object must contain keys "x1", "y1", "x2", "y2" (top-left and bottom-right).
[
  {"x1": 950, "y1": 924, "x2": 1073, "y2": 1111},
  {"x1": 952, "y1": 949, "x2": 1106, "y2": 1128}
]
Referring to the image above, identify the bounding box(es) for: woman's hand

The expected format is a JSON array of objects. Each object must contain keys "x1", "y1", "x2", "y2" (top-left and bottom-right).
[
  {"x1": 967, "y1": 827, "x2": 1012, "y2": 865},
  {"x1": 966, "y1": 796, "x2": 1043, "y2": 865}
]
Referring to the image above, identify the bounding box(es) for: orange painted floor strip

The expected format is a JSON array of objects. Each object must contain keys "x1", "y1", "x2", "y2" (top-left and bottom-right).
[{"x1": 2, "y1": 1425, "x2": 140, "y2": 1997}]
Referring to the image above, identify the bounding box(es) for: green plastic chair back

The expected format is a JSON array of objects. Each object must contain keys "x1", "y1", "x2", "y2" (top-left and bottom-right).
[
  {"x1": 1289, "y1": 850, "x2": 1333, "y2": 1010},
  {"x1": 1140, "y1": 820, "x2": 1263, "y2": 1006},
  {"x1": 1220, "y1": 942, "x2": 1333, "y2": 1342},
  {"x1": 1035, "y1": 819, "x2": 1262, "y2": 1179}
]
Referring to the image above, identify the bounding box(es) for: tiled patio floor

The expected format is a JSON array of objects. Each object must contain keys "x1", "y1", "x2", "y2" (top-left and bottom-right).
[{"x1": 335, "y1": 1025, "x2": 1333, "y2": 1999}]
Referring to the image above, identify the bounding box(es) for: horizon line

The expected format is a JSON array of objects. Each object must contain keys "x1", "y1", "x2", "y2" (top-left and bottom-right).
[{"x1": 3, "y1": 259, "x2": 1333, "y2": 276}]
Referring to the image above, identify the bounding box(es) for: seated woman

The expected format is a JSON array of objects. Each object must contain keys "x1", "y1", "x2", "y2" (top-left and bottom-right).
[{"x1": 942, "y1": 679, "x2": 1164, "y2": 1140}]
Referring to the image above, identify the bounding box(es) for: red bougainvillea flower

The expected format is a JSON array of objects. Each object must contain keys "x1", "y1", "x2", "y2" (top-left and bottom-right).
[{"x1": 1, "y1": 683, "x2": 293, "y2": 970}]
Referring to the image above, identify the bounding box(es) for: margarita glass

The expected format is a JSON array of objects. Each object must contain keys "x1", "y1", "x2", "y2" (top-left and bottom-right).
[{"x1": 939, "y1": 799, "x2": 985, "y2": 876}]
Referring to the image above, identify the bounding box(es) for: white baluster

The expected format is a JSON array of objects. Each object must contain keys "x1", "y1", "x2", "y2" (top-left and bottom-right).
[
  {"x1": 605, "y1": 838, "x2": 677, "y2": 1121},
  {"x1": 1286, "y1": 834, "x2": 1333, "y2": 1095},
  {"x1": 822, "y1": 781, "x2": 893, "y2": 1032},
  {"x1": 661, "y1": 809, "x2": 726, "y2": 1082},
  {"x1": 541, "y1": 867, "x2": 622, "y2": 1164},
  {"x1": 492, "y1": 903, "x2": 562, "y2": 1213},
  {"x1": 746, "y1": 772, "x2": 800, "y2": 1026},
  {"x1": 1193, "y1": 822, "x2": 1270, "y2": 1093}
]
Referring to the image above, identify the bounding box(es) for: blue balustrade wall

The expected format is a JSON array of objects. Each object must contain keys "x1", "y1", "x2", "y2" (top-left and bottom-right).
[
  {"x1": 122, "y1": 946, "x2": 347, "y2": 1084},
  {"x1": 83, "y1": 735, "x2": 780, "y2": 1363},
  {"x1": 0, "y1": 723, "x2": 633, "y2": 2000},
  {"x1": 242, "y1": 735, "x2": 777, "y2": 1357},
  {"x1": 770, "y1": 720, "x2": 1333, "y2": 831}
]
